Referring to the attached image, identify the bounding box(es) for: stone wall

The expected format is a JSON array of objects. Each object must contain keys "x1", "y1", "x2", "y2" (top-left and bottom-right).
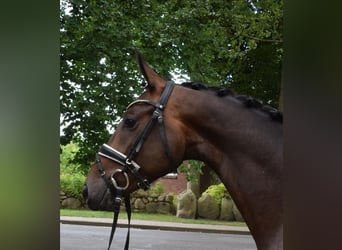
[
  {"x1": 60, "y1": 185, "x2": 243, "y2": 222},
  {"x1": 60, "y1": 191, "x2": 85, "y2": 209},
  {"x1": 130, "y1": 189, "x2": 176, "y2": 214},
  {"x1": 60, "y1": 189, "x2": 177, "y2": 214}
]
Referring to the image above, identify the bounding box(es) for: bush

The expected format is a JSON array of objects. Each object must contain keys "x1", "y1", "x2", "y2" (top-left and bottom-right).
[
  {"x1": 60, "y1": 143, "x2": 86, "y2": 199},
  {"x1": 203, "y1": 183, "x2": 230, "y2": 205},
  {"x1": 60, "y1": 173, "x2": 86, "y2": 200},
  {"x1": 60, "y1": 143, "x2": 84, "y2": 174},
  {"x1": 149, "y1": 181, "x2": 165, "y2": 196}
]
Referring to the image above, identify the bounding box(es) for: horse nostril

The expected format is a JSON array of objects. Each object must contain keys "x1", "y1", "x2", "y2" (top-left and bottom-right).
[{"x1": 82, "y1": 184, "x2": 88, "y2": 200}]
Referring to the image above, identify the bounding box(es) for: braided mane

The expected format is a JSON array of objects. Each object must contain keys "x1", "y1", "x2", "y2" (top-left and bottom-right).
[{"x1": 181, "y1": 82, "x2": 283, "y2": 123}]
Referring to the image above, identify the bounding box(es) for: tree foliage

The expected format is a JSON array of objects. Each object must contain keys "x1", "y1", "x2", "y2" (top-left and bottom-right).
[
  {"x1": 178, "y1": 160, "x2": 203, "y2": 182},
  {"x1": 60, "y1": 0, "x2": 283, "y2": 169}
]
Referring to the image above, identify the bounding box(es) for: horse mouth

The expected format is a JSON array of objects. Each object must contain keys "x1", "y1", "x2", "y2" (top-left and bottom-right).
[{"x1": 86, "y1": 188, "x2": 112, "y2": 211}]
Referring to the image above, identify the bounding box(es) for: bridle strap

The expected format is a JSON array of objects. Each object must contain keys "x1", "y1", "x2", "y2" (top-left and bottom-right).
[
  {"x1": 98, "y1": 144, "x2": 147, "y2": 190},
  {"x1": 95, "y1": 153, "x2": 117, "y2": 195},
  {"x1": 98, "y1": 81, "x2": 175, "y2": 191},
  {"x1": 126, "y1": 81, "x2": 175, "y2": 166},
  {"x1": 107, "y1": 192, "x2": 131, "y2": 250},
  {"x1": 124, "y1": 195, "x2": 131, "y2": 250},
  {"x1": 157, "y1": 111, "x2": 173, "y2": 165},
  {"x1": 107, "y1": 188, "x2": 122, "y2": 250},
  {"x1": 96, "y1": 81, "x2": 175, "y2": 249},
  {"x1": 96, "y1": 155, "x2": 131, "y2": 250}
]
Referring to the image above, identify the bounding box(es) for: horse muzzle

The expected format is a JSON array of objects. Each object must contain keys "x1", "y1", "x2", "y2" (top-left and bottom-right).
[{"x1": 82, "y1": 181, "x2": 112, "y2": 211}]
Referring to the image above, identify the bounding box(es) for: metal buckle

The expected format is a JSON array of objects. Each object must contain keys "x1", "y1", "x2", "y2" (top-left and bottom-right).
[
  {"x1": 138, "y1": 179, "x2": 151, "y2": 190},
  {"x1": 125, "y1": 158, "x2": 132, "y2": 165},
  {"x1": 111, "y1": 169, "x2": 129, "y2": 190}
]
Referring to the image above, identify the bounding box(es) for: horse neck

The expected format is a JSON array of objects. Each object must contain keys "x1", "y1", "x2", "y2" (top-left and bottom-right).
[
  {"x1": 174, "y1": 86, "x2": 282, "y2": 247},
  {"x1": 175, "y1": 87, "x2": 282, "y2": 163}
]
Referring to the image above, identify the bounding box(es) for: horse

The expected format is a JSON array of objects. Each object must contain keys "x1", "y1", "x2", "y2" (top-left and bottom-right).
[{"x1": 83, "y1": 52, "x2": 283, "y2": 250}]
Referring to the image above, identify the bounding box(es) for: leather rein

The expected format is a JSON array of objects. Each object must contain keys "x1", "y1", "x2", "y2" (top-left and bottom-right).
[{"x1": 94, "y1": 81, "x2": 175, "y2": 249}]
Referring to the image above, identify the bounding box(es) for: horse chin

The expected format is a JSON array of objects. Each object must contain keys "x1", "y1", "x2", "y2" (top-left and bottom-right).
[{"x1": 87, "y1": 189, "x2": 113, "y2": 211}]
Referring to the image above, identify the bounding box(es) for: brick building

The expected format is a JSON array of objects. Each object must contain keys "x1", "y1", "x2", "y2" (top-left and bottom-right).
[
  {"x1": 153, "y1": 172, "x2": 187, "y2": 194},
  {"x1": 152, "y1": 165, "x2": 213, "y2": 195}
]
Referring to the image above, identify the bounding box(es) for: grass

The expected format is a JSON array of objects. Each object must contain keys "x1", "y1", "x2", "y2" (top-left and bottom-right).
[{"x1": 60, "y1": 209, "x2": 246, "y2": 227}]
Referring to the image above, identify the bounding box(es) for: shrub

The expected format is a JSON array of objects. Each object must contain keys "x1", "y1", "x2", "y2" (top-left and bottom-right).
[
  {"x1": 203, "y1": 183, "x2": 230, "y2": 205},
  {"x1": 149, "y1": 182, "x2": 165, "y2": 195},
  {"x1": 60, "y1": 173, "x2": 86, "y2": 200},
  {"x1": 60, "y1": 143, "x2": 86, "y2": 199},
  {"x1": 60, "y1": 143, "x2": 84, "y2": 174}
]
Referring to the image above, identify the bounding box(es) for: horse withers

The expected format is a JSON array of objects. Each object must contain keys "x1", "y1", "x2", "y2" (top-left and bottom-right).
[{"x1": 83, "y1": 52, "x2": 282, "y2": 250}]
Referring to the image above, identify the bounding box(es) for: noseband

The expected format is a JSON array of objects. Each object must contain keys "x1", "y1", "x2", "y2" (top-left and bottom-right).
[{"x1": 94, "y1": 81, "x2": 175, "y2": 250}]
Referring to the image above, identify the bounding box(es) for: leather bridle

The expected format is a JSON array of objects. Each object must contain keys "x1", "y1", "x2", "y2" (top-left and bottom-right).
[{"x1": 94, "y1": 81, "x2": 175, "y2": 250}]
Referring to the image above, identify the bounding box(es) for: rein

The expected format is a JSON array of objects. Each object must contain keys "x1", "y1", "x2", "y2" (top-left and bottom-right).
[{"x1": 95, "y1": 81, "x2": 175, "y2": 249}]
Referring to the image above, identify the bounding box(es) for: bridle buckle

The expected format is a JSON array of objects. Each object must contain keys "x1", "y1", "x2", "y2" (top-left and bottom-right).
[{"x1": 138, "y1": 179, "x2": 151, "y2": 191}]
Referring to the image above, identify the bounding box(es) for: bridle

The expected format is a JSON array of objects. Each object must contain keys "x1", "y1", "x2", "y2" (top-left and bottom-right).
[{"x1": 94, "y1": 81, "x2": 175, "y2": 250}]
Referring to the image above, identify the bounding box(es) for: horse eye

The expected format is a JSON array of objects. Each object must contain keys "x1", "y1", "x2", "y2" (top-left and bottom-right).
[{"x1": 124, "y1": 118, "x2": 136, "y2": 128}]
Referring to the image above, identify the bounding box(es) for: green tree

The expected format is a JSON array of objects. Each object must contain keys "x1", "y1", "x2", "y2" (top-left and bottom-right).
[
  {"x1": 178, "y1": 160, "x2": 203, "y2": 183},
  {"x1": 60, "y1": 0, "x2": 283, "y2": 170}
]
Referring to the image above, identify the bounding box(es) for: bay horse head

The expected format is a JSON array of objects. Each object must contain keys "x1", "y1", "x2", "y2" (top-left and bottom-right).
[{"x1": 83, "y1": 52, "x2": 186, "y2": 210}]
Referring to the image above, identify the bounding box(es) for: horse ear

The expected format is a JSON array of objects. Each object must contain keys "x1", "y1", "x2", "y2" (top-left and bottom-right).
[{"x1": 135, "y1": 50, "x2": 165, "y2": 90}]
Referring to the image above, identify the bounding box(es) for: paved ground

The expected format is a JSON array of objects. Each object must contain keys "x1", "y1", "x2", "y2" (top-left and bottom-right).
[
  {"x1": 60, "y1": 224, "x2": 257, "y2": 250},
  {"x1": 60, "y1": 216, "x2": 250, "y2": 235}
]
